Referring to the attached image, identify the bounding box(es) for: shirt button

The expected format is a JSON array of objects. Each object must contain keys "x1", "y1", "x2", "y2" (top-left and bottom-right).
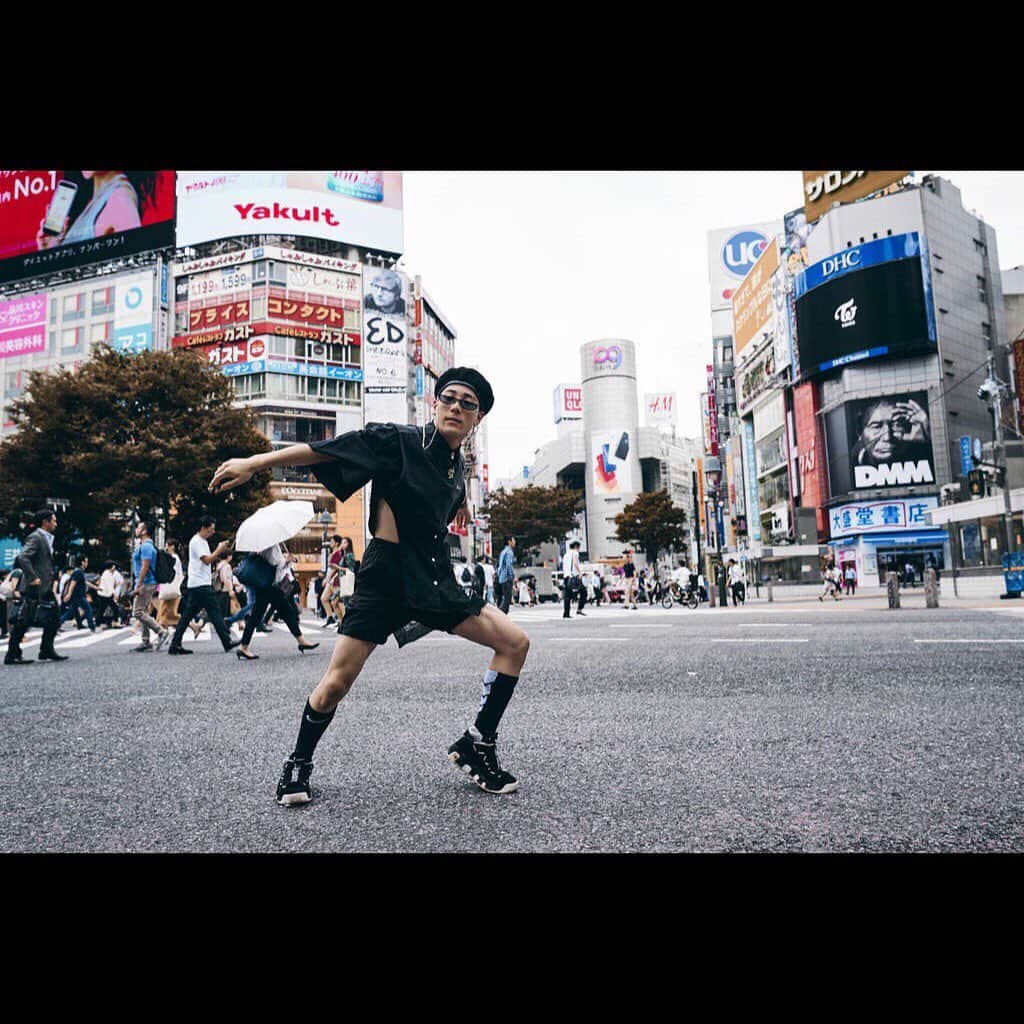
[
  {"x1": 431, "y1": 557, "x2": 436, "y2": 562},
  {"x1": 433, "y1": 580, "x2": 438, "y2": 586}
]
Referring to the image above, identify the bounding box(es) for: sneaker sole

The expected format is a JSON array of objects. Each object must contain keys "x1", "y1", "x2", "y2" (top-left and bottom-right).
[
  {"x1": 276, "y1": 791, "x2": 312, "y2": 806},
  {"x1": 448, "y1": 752, "x2": 519, "y2": 795}
]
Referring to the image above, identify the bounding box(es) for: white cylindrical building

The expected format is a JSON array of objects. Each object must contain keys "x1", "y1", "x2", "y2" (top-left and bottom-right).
[{"x1": 581, "y1": 338, "x2": 641, "y2": 562}]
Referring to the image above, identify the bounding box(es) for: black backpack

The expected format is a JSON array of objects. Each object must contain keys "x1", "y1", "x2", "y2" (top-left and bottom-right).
[{"x1": 154, "y1": 549, "x2": 175, "y2": 584}]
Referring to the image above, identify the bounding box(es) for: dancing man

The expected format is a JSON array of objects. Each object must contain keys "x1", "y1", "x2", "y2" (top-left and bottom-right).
[{"x1": 209, "y1": 367, "x2": 529, "y2": 806}]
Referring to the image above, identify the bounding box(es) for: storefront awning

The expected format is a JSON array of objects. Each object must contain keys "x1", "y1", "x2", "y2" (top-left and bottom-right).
[{"x1": 830, "y1": 530, "x2": 948, "y2": 546}]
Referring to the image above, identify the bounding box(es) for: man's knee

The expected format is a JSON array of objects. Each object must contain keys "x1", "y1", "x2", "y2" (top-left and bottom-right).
[{"x1": 504, "y1": 626, "x2": 529, "y2": 661}]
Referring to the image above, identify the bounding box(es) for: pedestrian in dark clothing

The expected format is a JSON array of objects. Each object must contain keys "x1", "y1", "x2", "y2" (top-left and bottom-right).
[
  {"x1": 209, "y1": 366, "x2": 528, "y2": 806},
  {"x1": 6, "y1": 508, "x2": 66, "y2": 664},
  {"x1": 59, "y1": 556, "x2": 97, "y2": 631},
  {"x1": 496, "y1": 536, "x2": 516, "y2": 614}
]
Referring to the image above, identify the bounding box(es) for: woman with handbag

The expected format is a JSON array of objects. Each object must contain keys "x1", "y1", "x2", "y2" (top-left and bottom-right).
[
  {"x1": 155, "y1": 540, "x2": 185, "y2": 628},
  {"x1": 235, "y1": 543, "x2": 320, "y2": 661}
]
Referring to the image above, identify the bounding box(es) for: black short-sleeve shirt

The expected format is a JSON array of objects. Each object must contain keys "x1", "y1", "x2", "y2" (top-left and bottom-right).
[{"x1": 307, "y1": 422, "x2": 478, "y2": 617}]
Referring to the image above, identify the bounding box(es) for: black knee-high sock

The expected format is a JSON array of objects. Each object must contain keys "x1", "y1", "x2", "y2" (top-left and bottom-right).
[
  {"x1": 291, "y1": 700, "x2": 336, "y2": 761},
  {"x1": 474, "y1": 672, "x2": 518, "y2": 741}
]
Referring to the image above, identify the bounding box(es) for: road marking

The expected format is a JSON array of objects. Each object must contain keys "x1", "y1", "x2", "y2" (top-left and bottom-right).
[
  {"x1": 59, "y1": 628, "x2": 131, "y2": 649},
  {"x1": 276, "y1": 623, "x2": 323, "y2": 636},
  {"x1": 610, "y1": 624, "x2": 675, "y2": 628},
  {"x1": 709, "y1": 638, "x2": 809, "y2": 643},
  {"x1": 913, "y1": 639, "x2": 1024, "y2": 644},
  {"x1": 547, "y1": 637, "x2": 631, "y2": 642},
  {"x1": 735, "y1": 623, "x2": 811, "y2": 628}
]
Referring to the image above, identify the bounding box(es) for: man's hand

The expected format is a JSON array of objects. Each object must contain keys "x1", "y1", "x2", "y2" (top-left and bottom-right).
[
  {"x1": 453, "y1": 503, "x2": 470, "y2": 530},
  {"x1": 28, "y1": 578, "x2": 41, "y2": 588},
  {"x1": 209, "y1": 457, "x2": 256, "y2": 493}
]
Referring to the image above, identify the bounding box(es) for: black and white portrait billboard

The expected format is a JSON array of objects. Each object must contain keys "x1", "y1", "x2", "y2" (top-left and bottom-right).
[{"x1": 826, "y1": 391, "x2": 935, "y2": 494}]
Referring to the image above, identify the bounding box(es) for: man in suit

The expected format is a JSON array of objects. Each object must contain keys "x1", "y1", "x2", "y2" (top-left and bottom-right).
[{"x1": 5, "y1": 507, "x2": 67, "y2": 665}]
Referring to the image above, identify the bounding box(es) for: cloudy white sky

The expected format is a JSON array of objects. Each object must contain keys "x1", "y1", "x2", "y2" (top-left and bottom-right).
[{"x1": 400, "y1": 171, "x2": 1024, "y2": 484}]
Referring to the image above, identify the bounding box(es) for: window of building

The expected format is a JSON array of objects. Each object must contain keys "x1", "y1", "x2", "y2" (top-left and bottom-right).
[
  {"x1": 61, "y1": 326, "x2": 85, "y2": 354},
  {"x1": 982, "y1": 322, "x2": 992, "y2": 342},
  {"x1": 49, "y1": 298, "x2": 58, "y2": 323},
  {"x1": 90, "y1": 321, "x2": 112, "y2": 344},
  {"x1": 252, "y1": 261, "x2": 266, "y2": 282},
  {"x1": 62, "y1": 293, "x2": 84, "y2": 321},
  {"x1": 251, "y1": 294, "x2": 266, "y2": 319},
  {"x1": 92, "y1": 287, "x2": 114, "y2": 316},
  {"x1": 48, "y1": 331, "x2": 56, "y2": 355},
  {"x1": 872, "y1": 233, "x2": 878, "y2": 240},
  {"x1": 268, "y1": 261, "x2": 288, "y2": 285},
  {"x1": 973, "y1": 238, "x2": 986, "y2": 253},
  {"x1": 344, "y1": 308, "x2": 360, "y2": 330},
  {"x1": 886, "y1": 229, "x2": 893, "y2": 236},
  {"x1": 722, "y1": 345, "x2": 733, "y2": 363},
  {"x1": 977, "y1": 276, "x2": 987, "y2": 301},
  {"x1": 174, "y1": 311, "x2": 188, "y2": 335}
]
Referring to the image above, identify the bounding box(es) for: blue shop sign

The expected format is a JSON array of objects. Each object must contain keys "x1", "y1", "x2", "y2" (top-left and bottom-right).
[
  {"x1": 795, "y1": 232, "x2": 922, "y2": 298},
  {"x1": 959, "y1": 436, "x2": 974, "y2": 476}
]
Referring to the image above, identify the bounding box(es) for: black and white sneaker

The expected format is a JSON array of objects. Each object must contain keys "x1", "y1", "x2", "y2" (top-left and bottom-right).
[
  {"x1": 276, "y1": 757, "x2": 314, "y2": 806},
  {"x1": 447, "y1": 731, "x2": 519, "y2": 795}
]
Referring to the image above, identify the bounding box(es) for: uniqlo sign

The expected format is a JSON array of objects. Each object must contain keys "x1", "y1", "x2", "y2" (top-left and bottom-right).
[{"x1": 554, "y1": 383, "x2": 583, "y2": 422}]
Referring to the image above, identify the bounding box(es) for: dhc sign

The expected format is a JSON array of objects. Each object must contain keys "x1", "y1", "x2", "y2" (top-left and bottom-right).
[{"x1": 722, "y1": 231, "x2": 769, "y2": 279}]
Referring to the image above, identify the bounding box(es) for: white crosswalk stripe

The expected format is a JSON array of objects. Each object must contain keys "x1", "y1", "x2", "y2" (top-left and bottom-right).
[{"x1": 59, "y1": 627, "x2": 132, "y2": 649}]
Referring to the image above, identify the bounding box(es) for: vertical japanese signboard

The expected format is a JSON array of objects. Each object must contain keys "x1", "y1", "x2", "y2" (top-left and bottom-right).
[{"x1": 361, "y1": 266, "x2": 408, "y2": 423}]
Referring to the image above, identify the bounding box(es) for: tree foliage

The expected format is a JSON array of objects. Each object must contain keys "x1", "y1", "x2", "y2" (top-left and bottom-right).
[
  {"x1": 614, "y1": 489, "x2": 687, "y2": 568},
  {"x1": 0, "y1": 345, "x2": 273, "y2": 562},
  {"x1": 483, "y1": 484, "x2": 583, "y2": 557}
]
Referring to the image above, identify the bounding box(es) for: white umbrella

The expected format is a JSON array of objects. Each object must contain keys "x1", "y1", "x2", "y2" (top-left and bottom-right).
[{"x1": 234, "y1": 500, "x2": 316, "y2": 552}]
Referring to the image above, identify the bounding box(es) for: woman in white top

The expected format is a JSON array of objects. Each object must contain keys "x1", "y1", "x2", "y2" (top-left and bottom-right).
[
  {"x1": 96, "y1": 561, "x2": 120, "y2": 628},
  {"x1": 156, "y1": 540, "x2": 185, "y2": 629},
  {"x1": 236, "y1": 543, "x2": 320, "y2": 661}
]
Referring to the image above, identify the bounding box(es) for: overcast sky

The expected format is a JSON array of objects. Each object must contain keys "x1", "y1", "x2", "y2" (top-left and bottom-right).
[{"x1": 400, "y1": 171, "x2": 1024, "y2": 484}]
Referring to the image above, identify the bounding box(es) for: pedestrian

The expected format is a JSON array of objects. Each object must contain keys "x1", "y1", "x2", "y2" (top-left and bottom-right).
[
  {"x1": 622, "y1": 550, "x2": 638, "y2": 609},
  {"x1": 234, "y1": 543, "x2": 320, "y2": 661},
  {"x1": 211, "y1": 550, "x2": 235, "y2": 623},
  {"x1": 496, "y1": 536, "x2": 516, "y2": 614},
  {"x1": 844, "y1": 563, "x2": 857, "y2": 596},
  {"x1": 95, "y1": 561, "x2": 120, "y2": 628},
  {"x1": 129, "y1": 521, "x2": 170, "y2": 652},
  {"x1": 728, "y1": 559, "x2": 746, "y2": 606},
  {"x1": 472, "y1": 559, "x2": 486, "y2": 603},
  {"x1": 561, "y1": 540, "x2": 583, "y2": 618},
  {"x1": 5, "y1": 507, "x2": 65, "y2": 664},
  {"x1": 516, "y1": 575, "x2": 531, "y2": 606},
  {"x1": 155, "y1": 539, "x2": 185, "y2": 629},
  {"x1": 166, "y1": 516, "x2": 239, "y2": 656},
  {"x1": 596, "y1": 568, "x2": 607, "y2": 606},
  {"x1": 209, "y1": 365, "x2": 527, "y2": 805},
  {"x1": 0, "y1": 568, "x2": 22, "y2": 638},
  {"x1": 481, "y1": 556, "x2": 495, "y2": 605},
  {"x1": 59, "y1": 556, "x2": 97, "y2": 632}
]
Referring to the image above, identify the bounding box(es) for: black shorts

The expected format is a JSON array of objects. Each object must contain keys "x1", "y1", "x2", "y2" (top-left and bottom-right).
[{"x1": 339, "y1": 539, "x2": 484, "y2": 646}]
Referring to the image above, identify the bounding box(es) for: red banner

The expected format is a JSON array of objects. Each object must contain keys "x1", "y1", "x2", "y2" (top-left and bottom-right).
[
  {"x1": 188, "y1": 300, "x2": 250, "y2": 331},
  {"x1": 268, "y1": 295, "x2": 347, "y2": 326},
  {"x1": 792, "y1": 380, "x2": 828, "y2": 536},
  {"x1": 173, "y1": 321, "x2": 359, "y2": 349}
]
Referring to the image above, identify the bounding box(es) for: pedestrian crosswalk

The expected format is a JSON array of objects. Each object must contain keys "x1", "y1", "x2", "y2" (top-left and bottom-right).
[{"x1": 1, "y1": 616, "x2": 327, "y2": 657}]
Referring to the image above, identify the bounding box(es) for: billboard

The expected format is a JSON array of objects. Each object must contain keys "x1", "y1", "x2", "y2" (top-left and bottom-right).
[
  {"x1": 176, "y1": 172, "x2": 403, "y2": 254},
  {"x1": 591, "y1": 429, "x2": 634, "y2": 494},
  {"x1": 802, "y1": 170, "x2": 909, "y2": 223},
  {"x1": 0, "y1": 171, "x2": 175, "y2": 284},
  {"x1": 825, "y1": 391, "x2": 935, "y2": 494},
  {"x1": 0, "y1": 293, "x2": 46, "y2": 360},
  {"x1": 644, "y1": 392, "x2": 677, "y2": 427},
  {"x1": 794, "y1": 254, "x2": 934, "y2": 378},
  {"x1": 361, "y1": 266, "x2": 408, "y2": 423},
  {"x1": 828, "y1": 496, "x2": 938, "y2": 540},
  {"x1": 731, "y1": 238, "x2": 779, "y2": 357},
  {"x1": 112, "y1": 271, "x2": 155, "y2": 354},
  {"x1": 554, "y1": 383, "x2": 583, "y2": 423},
  {"x1": 707, "y1": 220, "x2": 782, "y2": 312},
  {"x1": 735, "y1": 339, "x2": 776, "y2": 416}
]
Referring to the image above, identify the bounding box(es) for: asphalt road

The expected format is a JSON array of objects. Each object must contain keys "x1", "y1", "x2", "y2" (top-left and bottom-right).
[{"x1": 2, "y1": 601, "x2": 1023, "y2": 852}]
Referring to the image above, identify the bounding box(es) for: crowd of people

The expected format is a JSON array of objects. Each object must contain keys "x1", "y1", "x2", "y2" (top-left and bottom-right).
[{"x1": 0, "y1": 509, "x2": 356, "y2": 663}]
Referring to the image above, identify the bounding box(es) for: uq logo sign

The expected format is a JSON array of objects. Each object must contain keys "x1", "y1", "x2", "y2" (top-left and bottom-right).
[{"x1": 722, "y1": 231, "x2": 768, "y2": 279}]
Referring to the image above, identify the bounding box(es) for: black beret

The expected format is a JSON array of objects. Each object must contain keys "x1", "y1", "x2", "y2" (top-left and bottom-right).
[{"x1": 435, "y1": 366, "x2": 494, "y2": 414}]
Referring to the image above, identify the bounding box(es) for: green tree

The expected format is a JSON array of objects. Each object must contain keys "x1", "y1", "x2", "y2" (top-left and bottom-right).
[
  {"x1": 0, "y1": 345, "x2": 273, "y2": 564},
  {"x1": 483, "y1": 484, "x2": 583, "y2": 559},
  {"x1": 614, "y1": 489, "x2": 687, "y2": 570}
]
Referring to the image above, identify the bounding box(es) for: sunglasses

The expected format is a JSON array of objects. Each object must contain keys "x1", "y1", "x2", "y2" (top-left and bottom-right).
[{"x1": 437, "y1": 392, "x2": 479, "y2": 412}]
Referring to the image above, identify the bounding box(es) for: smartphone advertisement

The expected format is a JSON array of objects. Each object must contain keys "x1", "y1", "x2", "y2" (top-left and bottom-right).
[
  {"x1": 0, "y1": 171, "x2": 175, "y2": 284},
  {"x1": 591, "y1": 429, "x2": 634, "y2": 494}
]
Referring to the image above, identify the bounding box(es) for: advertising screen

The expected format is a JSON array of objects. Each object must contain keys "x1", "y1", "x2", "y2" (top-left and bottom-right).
[
  {"x1": 591, "y1": 429, "x2": 634, "y2": 494},
  {"x1": 825, "y1": 390, "x2": 935, "y2": 495},
  {"x1": 176, "y1": 172, "x2": 404, "y2": 254},
  {"x1": 0, "y1": 171, "x2": 175, "y2": 284},
  {"x1": 794, "y1": 257, "x2": 933, "y2": 377},
  {"x1": 112, "y1": 271, "x2": 155, "y2": 354},
  {"x1": 803, "y1": 170, "x2": 908, "y2": 224}
]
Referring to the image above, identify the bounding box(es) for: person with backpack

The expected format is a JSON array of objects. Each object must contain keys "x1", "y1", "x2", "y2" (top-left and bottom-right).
[{"x1": 130, "y1": 521, "x2": 171, "y2": 652}]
